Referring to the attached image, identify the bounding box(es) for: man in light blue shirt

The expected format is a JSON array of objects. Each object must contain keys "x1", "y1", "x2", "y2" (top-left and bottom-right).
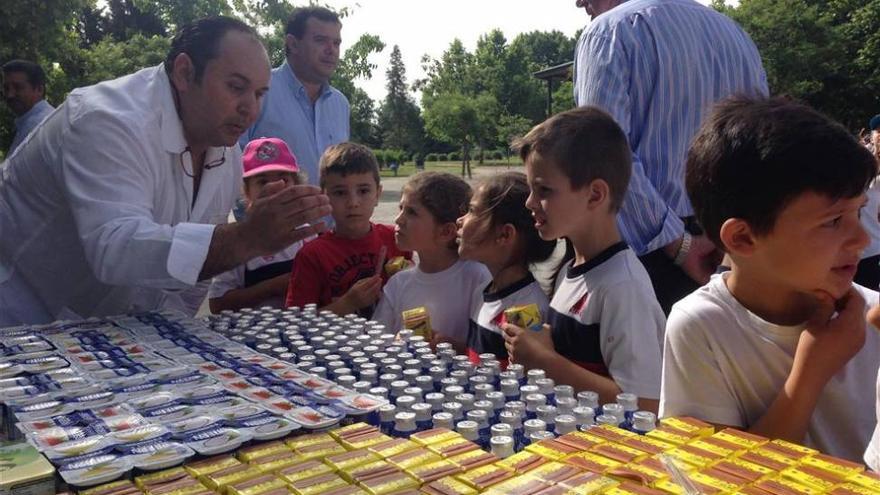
[
  {"x1": 573, "y1": 0, "x2": 768, "y2": 313},
  {"x1": 3, "y1": 60, "x2": 55, "y2": 156},
  {"x1": 240, "y1": 7, "x2": 350, "y2": 186}
]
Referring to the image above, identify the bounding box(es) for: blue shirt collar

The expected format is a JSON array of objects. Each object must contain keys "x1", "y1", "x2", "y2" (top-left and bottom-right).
[{"x1": 282, "y1": 60, "x2": 332, "y2": 101}]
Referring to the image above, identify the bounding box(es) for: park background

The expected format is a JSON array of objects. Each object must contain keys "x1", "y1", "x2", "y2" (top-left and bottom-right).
[{"x1": 1, "y1": 0, "x2": 878, "y2": 169}]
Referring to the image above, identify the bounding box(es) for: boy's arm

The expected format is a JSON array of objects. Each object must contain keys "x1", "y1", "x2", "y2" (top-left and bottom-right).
[
  {"x1": 747, "y1": 288, "x2": 866, "y2": 442},
  {"x1": 502, "y1": 323, "x2": 634, "y2": 410},
  {"x1": 209, "y1": 274, "x2": 289, "y2": 313}
]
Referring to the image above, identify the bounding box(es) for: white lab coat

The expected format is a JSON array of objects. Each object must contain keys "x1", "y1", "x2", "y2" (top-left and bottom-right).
[{"x1": 0, "y1": 65, "x2": 241, "y2": 325}]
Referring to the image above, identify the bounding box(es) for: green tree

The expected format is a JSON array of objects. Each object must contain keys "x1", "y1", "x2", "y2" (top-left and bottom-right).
[
  {"x1": 332, "y1": 34, "x2": 385, "y2": 148},
  {"x1": 423, "y1": 91, "x2": 498, "y2": 178},
  {"x1": 496, "y1": 113, "x2": 533, "y2": 160},
  {"x1": 377, "y1": 45, "x2": 425, "y2": 154}
]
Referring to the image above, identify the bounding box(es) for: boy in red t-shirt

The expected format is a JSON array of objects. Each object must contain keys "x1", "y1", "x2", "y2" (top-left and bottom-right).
[{"x1": 285, "y1": 142, "x2": 410, "y2": 317}]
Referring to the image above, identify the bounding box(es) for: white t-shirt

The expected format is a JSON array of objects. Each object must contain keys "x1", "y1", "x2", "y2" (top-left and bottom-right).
[
  {"x1": 865, "y1": 368, "x2": 880, "y2": 470},
  {"x1": 373, "y1": 259, "x2": 491, "y2": 343},
  {"x1": 661, "y1": 273, "x2": 880, "y2": 462},
  {"x1": 549, "y1": 243, "x2": 665, "y2": 399},
  {"x1": 467, "y1": 274, "x2": 550, "y2": 363},
  {"x1": 208, "y1": 241, "x2": 306, "y2": 309}
]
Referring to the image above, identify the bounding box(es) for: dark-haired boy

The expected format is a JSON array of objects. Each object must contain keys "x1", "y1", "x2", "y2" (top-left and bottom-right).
[
  {"x1": 661, "y1": 96, "x2": 880, "y2": 462},
  {"x1": 285, "y1": 143, "x2": 409, "y2": 317}
]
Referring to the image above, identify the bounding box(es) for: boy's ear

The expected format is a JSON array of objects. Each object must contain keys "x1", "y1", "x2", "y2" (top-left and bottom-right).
[
  {"x1": 584, "y1": 179, "x2": 610, "y2": 211},
  {"x1": 719, "y1": 218, "x2": 757, "y2": 256},
  {"x1": 375, "y1": 184, "x2": 383, "y2": 205}
]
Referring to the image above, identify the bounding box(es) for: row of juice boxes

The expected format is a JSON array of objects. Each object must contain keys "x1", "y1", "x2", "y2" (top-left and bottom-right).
[{"x1": 75, "y1": 416, "x2": 880, "y2": 495}]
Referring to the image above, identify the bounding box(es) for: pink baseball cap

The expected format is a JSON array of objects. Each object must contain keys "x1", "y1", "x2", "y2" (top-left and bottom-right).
[{"x1": 242, "y1": 137, "x2": 300, "y2": 178}]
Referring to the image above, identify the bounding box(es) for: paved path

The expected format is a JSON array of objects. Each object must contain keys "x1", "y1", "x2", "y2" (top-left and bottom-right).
[{"x1": 373, "y1": 164, "x2": 524, "y2": 224}]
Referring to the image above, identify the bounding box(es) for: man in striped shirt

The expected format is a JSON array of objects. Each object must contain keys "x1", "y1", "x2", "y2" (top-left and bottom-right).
[{"x1": 573, "y1": 0, "x2": 768, "y2": 313}]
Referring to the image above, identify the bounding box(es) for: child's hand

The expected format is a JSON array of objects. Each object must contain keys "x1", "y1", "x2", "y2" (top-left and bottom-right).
[
  {"x1": 343, "y1": 275, "x2": 382, "y2": 310},
  {"x1": 794, "y1": 288, "x2": 866, "y2": 385},
  {"x1": 502, "y1": 323, "x2": 556, "y2": 369}
]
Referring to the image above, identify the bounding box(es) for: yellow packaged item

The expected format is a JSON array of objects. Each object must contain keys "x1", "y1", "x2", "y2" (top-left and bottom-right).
[
  {"x1": 341, "y1": 431, "x2": 392, "y2": 451},
  {"x1": 406, "y1": 459, "x2": 461, "y2": 483},
  {"x1": 687, "y1": 436, "x2": 746, "y2": 457},
  {"x1": 184, "y1": 455, "x2": 241, "y2": 479},
  {"x1": 766, "y1": 439, "x2": 818, "y2": 459},
  {"x1": 753, "y1": 475, "x2": 825, "y2": 495},
  {"x1": 288, "y1": 472, "x2": 349, "y2": 495},
  {"x1": 420, "y1": 475, "x2": 479, "y2": 495},
  {"x1": 585, "y1": 424, "x2": 638, "y2": 442},
  {"x1": 589, "y1": 443, "x2": 648, "y2": 464},
  {"x1": 554, "y1": 431, "x2": 605, "y2": 451},
  {"x1": 664, "y1": 445, "x2": 721, "y2": 469},
  {"x1": 620, "y1": 436, "x2": 674, "y2": 456},
  {"x1": 446, "y1": 449, "x2": 497, "y2": 471},
  {"x1": 135, "y1": 467, "x2": 191, "y2": 491},
  {"x1": 829, "y1": 483, "x2": 877, "y2": 495},
  {"x1": 277, "y1": 460, "x2": 334, "y2": 485},
  {"x1": 358, "y1": 471, "x2": 419, "y2": 495},
  {"x1": 331, "y1": 424, "x2": 380, "y2": 442},
  {"x1": 238, "y1": 441, "x2": 292, "y2": 462},
  {"x1": 145, "y1": 477, "x2": 203, "y2": 495},
  {"x1": 366, "y1": 438, "x2": 419, "y2": 459},
  {"x1": 603, "y1": 481, "x2": 668, "y2": 495},
  {"x1": 524, "y1": 439, "x2": 581, "y2": 461},
  {"x1": 558, "y1": 472, "x2": 620, "y2": 495},
  {"x1": 402, "y1": 307, "x2": 433, "y2": 340},
  {"x1": 410, "y1": 428, "x2": 461, "y2": 446},
  {"x1": 387, "y1": 448, "x2": 442, "y2": 470},
  {"x1": 503, "y1": 304, "x2": 543, "y2": 331},
  {"x1": 325, "y1": 450, "x2": 383, "y2": 472},
  {"x1": 799, "y1": 453, "x2": 865, "y2": 478},
  {"x1": 203, "y1": 464, "x2": 264, "y2": 492},
  {"x1": 79, "y1": 480, "x2": 139, "y2": 495},
  {"x1": 738, "y1": 450, "x2": 793, "y2": 472},
  {"x1": 644, "y1": 427, "x2": 693, "y2": 446},
  {"x1": 712, "y1": 457, "x2": 776, "y2": 484},
  {"x1": 846, "y1": 471, "x2": 880, "y2": 491},
  {"x1": 659, "y1": 417, "x2": 715, "y2": 438},
  {"x1": 654, "y1": 477, "x2": 725, "y2": 495},
  {"x1": 385, "y1": 256, "x2": 409, "y2": 277},
  {"x1": 527, "y1": 461, "x2": 582, "y2": 485},
  {"x1": 689, "y1": 467, "x2": 750, "y2": 493},
  {"x1": 294, "y1": 441, "x2": 347, "y2": 461},
  {"x1": 249, "y1": 451, "x2": 304, "y2": 474},
  {"x1": 341, "y1": 460, "x2": 398, "y2": 483},
  {"x1": 426, "y1": 437, "x2": 479, "y2": 458},
  {"x1": 562, "y1": 452, "x2": 623, "y2": 474},
  {"x1": 227, "y1": 474, "x2": 288, "y2": 495},
  {"x1": 285, "y1": 433, "x2": 335, "y2": 450},
  {"x1": 454, "y1": 464, "x2": 515, "y2": 491},
  {"x1": 480, "y1": 473, "x2": 550, "y2": 495},
  {"x1": 749, "y1": 446, "x2": 800, "y2": 469},
  {"x1": 321, "y1": 486, "x2": 369, "y2": 495},
  {"x1": 711, "y1": 428, "x2": 769, "y2": 449},
  {"x1": 495, "y1": 450, "x2": 548, "y2": 474},
  {"x1": 781, "y1": 465, "x2": 842, "y2": 492}
]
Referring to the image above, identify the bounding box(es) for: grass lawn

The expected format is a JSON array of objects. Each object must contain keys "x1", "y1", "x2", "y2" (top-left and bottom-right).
[{"x1": 378, "y1": 158, "x2": 524, "y2": 178}]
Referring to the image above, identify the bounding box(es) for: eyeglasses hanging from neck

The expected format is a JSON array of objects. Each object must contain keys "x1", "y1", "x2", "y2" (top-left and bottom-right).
[{"x1": 178, "y1": 146, "x2": 227, "y2": 178}]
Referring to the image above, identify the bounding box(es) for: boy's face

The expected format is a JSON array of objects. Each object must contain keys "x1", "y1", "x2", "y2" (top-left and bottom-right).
[
  {"x1": 524, "y1": 154, "x2": 593, "y2": 241},
  {"x1": 244, "y1": 171, "x2": 298, "y2": 202},
  {"x1": 323, "y1": 172, "x2": 381, "y2": 236},
  {"x1": 744, "y1": 191, "x2": 868, "y2": 300},
  {"x1": 394, "y1": 191, "x2": 446, "y2": 252}
]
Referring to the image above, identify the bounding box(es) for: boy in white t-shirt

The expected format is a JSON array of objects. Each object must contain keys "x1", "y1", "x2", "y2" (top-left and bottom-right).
[
  {"x1": 208, "y1": 137, "x2": 309, "y2": 312},
  {"x1": 502, "y1": 107, "x2": 666, "y2": 413},
  {"x1": 662, "y1": 96, "x2": 880, "y2": 462},
  {"x1": 373, "y1": 172, "x2": 491, "y2": 351}
]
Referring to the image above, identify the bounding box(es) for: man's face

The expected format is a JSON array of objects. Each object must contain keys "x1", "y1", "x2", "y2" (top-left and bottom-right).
[
  {"x1": 575, "y1": 0, "x2": 621, "y2": 20},
  {"x1": 2, "y1": 71, "x2": 44, "y2": 117},
  {"x1": 287, "y1": 17, "x2": 342, "y2": 84},
  {"x1": 175, "y1": 30, "x2": 271, "y2": 148}
]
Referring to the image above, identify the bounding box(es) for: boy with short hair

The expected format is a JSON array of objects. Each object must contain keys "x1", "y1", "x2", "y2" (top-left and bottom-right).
[
  {"x1": 662, "y1": 96, "x2": 880, "y2": 462},
  {"x1": 209, "y1": 137, "x2": 309, "y2": 312},
  {"x1": 285, "y1": 142, "x2": 409, "y2": 316},
  {"x1": 503, "y1": 107, "x2": 666, "y2": 412}
]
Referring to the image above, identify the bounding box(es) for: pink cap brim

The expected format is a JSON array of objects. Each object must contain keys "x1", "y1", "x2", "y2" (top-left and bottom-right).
[{"x1": 242, "y1": 163, "x2": 300, "y2": 178}]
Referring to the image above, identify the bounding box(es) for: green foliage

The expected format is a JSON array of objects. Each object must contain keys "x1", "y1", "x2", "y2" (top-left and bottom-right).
[
  {"x1": 377, "y1": 45, "x2": 425, "y2": 154},
  {"x1": 448, "y1": 151, "x2": 460, "y2": 161},
  {"x1": 715, "y1": 0, "x2": 880, "y2": 129},
  {"x1": 437, "y1": 153, "x2": 448, "y2": 161}
]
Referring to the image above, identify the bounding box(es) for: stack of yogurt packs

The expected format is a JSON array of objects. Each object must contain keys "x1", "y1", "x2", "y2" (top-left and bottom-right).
[{"x1": 0, "y1": 310, "x2": 388, "y2": 488}]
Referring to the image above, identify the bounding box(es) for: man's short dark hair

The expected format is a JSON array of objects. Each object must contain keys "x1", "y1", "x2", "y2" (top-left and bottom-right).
[
  {"x1": 2, "y1": 60, "x2": 47, "y2": 90},
  {"x1": 512, "y1": 106, "x2": 631, "y2": 212},
  {"x1": 319, "y1": 142, "x2": 380, "y2": 189},
  {"x1": 164, "y1": 16, "x2": 258, "y2": 83},
  {"x1": 686, "y1": 95, "x2": 878, "y2": 249},
  {"x1": 286, "y1": 7, "x2": 341, "y2": 39}
]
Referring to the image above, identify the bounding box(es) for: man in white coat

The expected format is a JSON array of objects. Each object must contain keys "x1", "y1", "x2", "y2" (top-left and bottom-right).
[{"x1": 0, "y1": 16, "x2": 331, "y2": 325}]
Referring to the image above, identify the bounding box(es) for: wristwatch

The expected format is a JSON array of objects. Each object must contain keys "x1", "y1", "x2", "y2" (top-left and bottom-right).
[{"x1": 673, "y1": 232, "x2": 692, "y2": 267}]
